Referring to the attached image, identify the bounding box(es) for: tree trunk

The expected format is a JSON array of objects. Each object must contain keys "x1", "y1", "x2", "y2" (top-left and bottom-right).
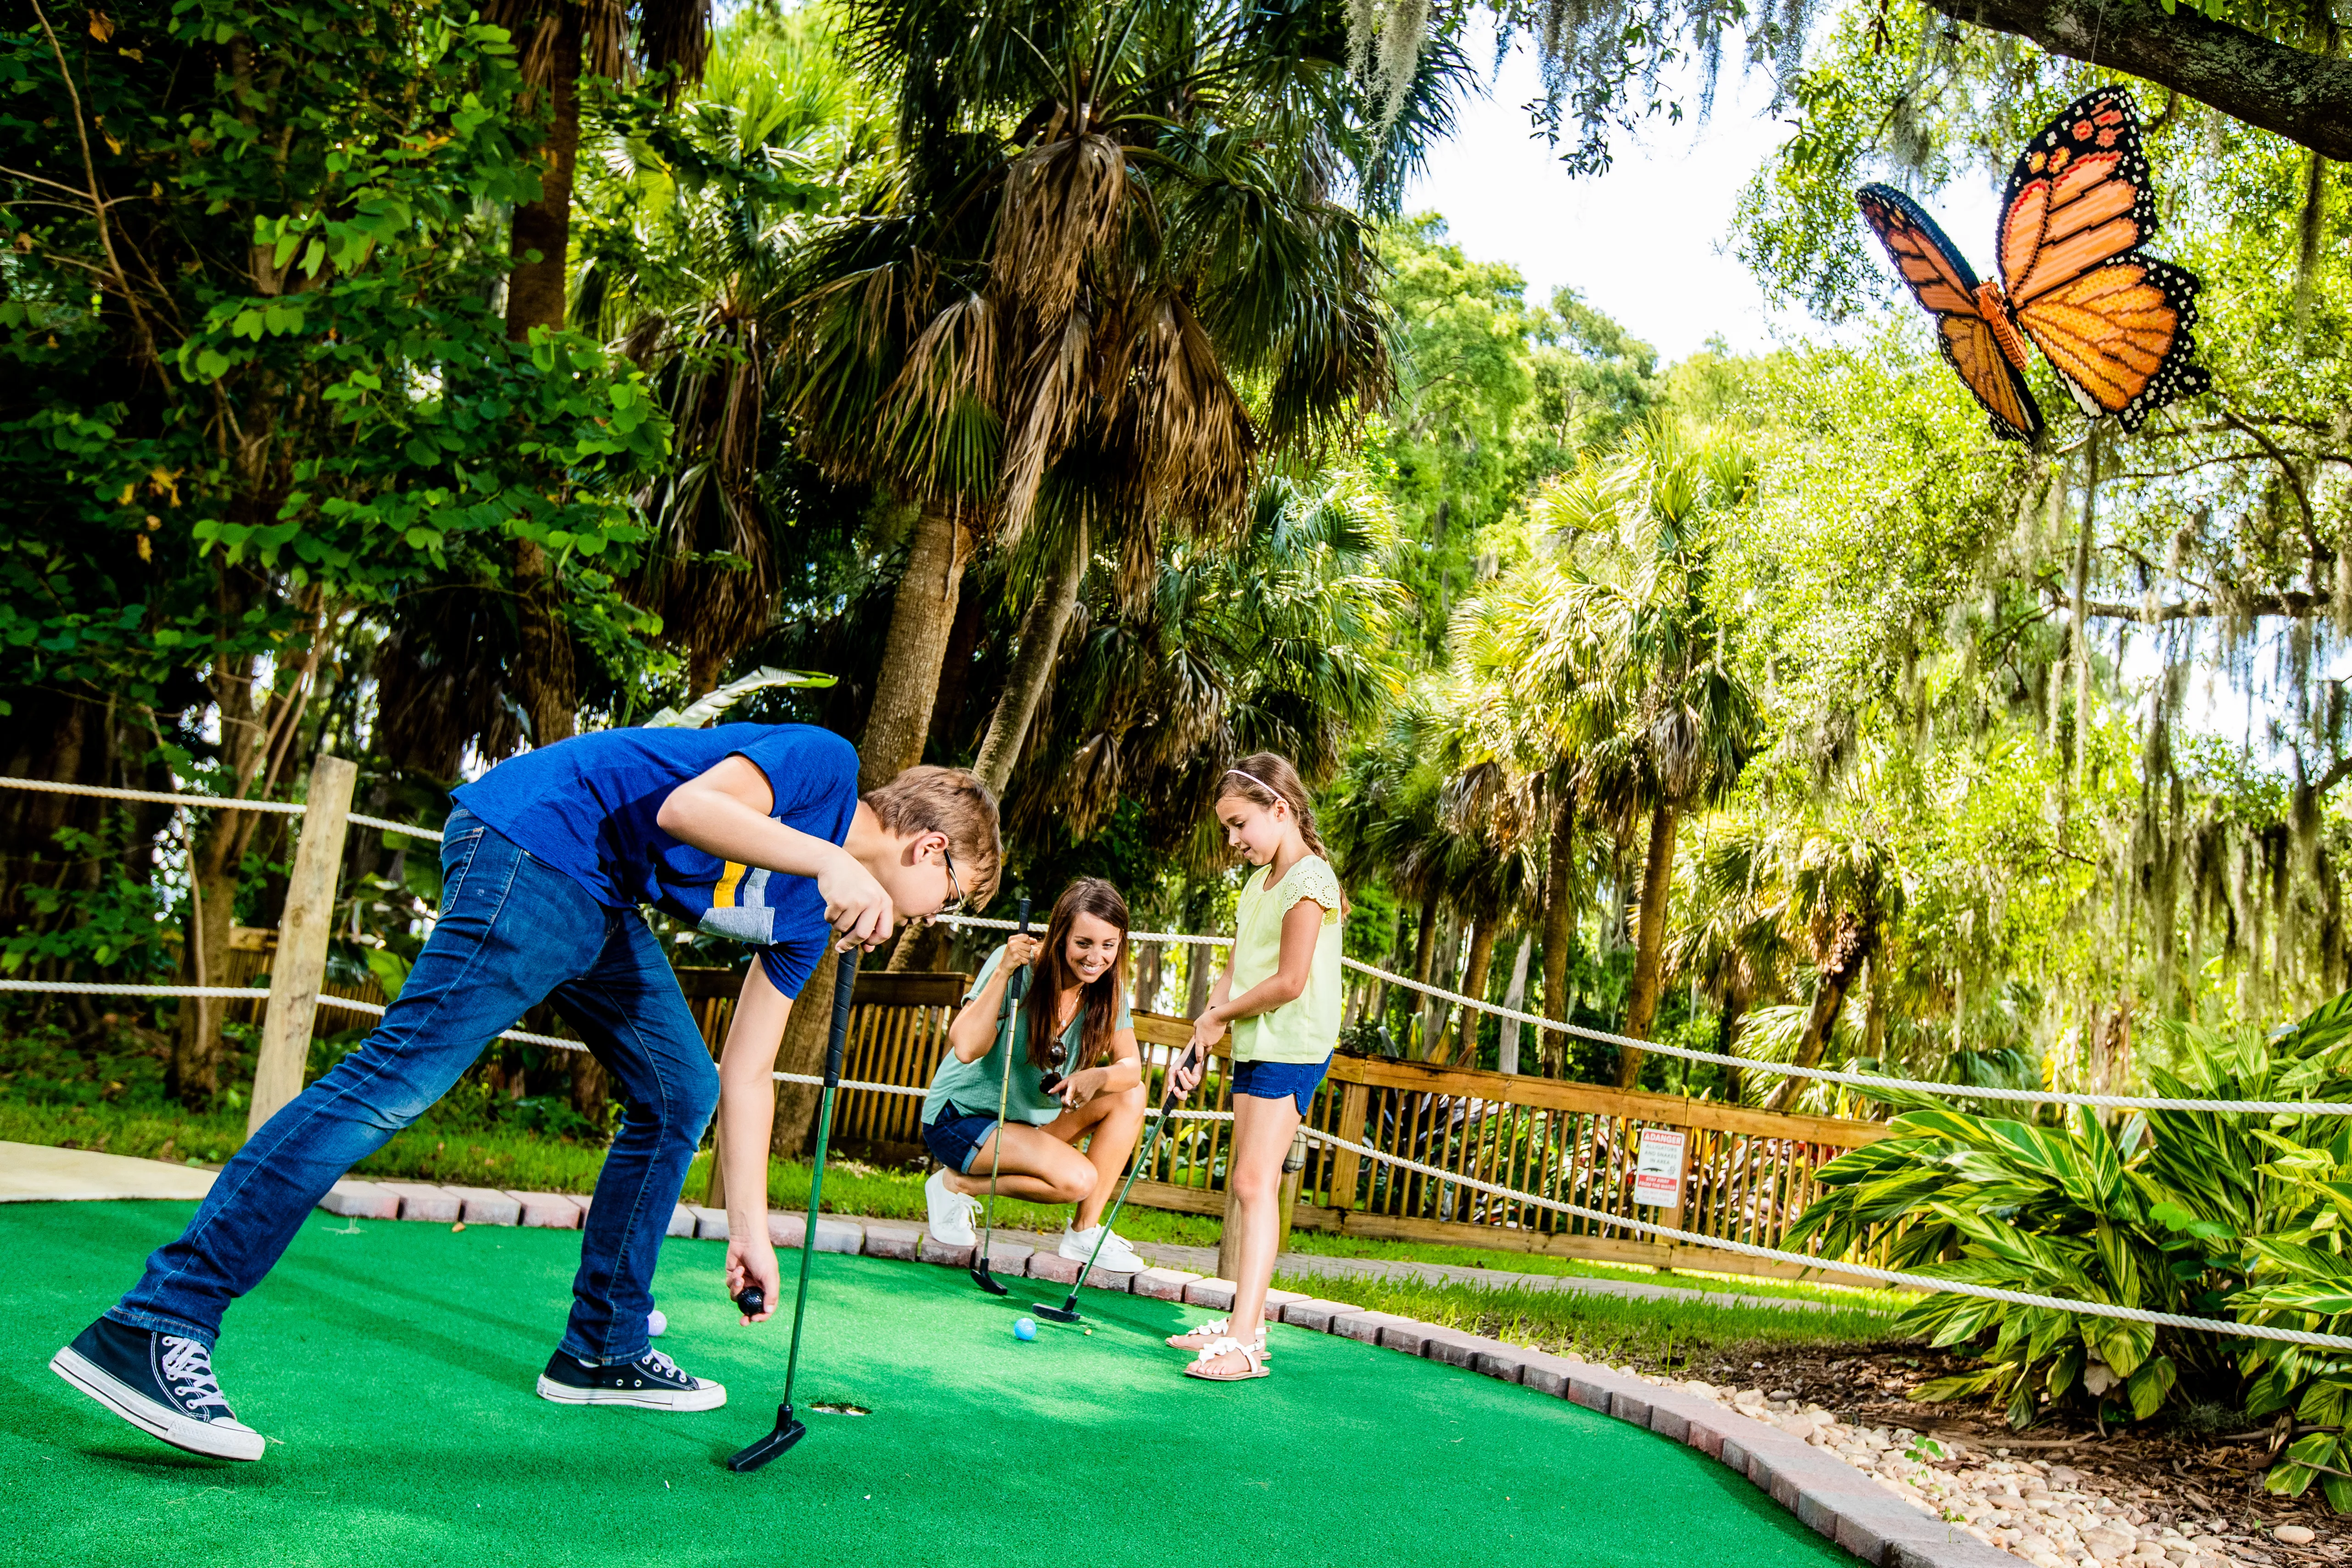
[
  {"x1": 1134, "y1": 941, "x2": 1162, "y2": 1017},
  {"x1": 1766, "y1": 913, "x2": 1872, "y2": 1112},
  {"x1": 971, "y1": 516, "x2": 1085, "y2": 795},
  {"x1": 1435, "y1": 915, "x2": 1497, "y2": 1065},
  {"x1": 1417, "y1": 910, "x2": 1458, "y2": 1059},
  {"x1": 776, "y1": 502, "x2": 971, "y2": 1150},
  {"x1": 168, "y1": 839, "x2": 240, "y2": 1107},
  {"x1": 505, "y1": 9, "x2": 580, "y2": 344},
  {"x1": 1185, "y1": 941, "x2": 1213, "y2": 1019},
  {"x1": 1614, "y1": 800, "x2": 1679, "y2": 1089},
  {"x1": 504, "y1": 10, "x2": 584, "y2": 750},
  {"x1": 1538, "y1": 791, "x2": 1576, "y2": 1077},
  {"x1": 1410, "y1": 890, "x2": 1439, "y2": 987},
  {"x1": 926, "y1": 575, "x2": 987, "y2": 760},
  {"x1": 1497, "y1": 935, "x2": 1533, "y2": 1074},
  {"x1": 1717, "y1": 982, "x2": 1750, "y2": 1105},
  {"x1": 858, "y1": 502, "x2": 970, "y2": 787}
]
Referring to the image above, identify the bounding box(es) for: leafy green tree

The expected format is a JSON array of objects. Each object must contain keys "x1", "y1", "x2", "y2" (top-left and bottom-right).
[{"x1": 0, "y1": 0, "x2": 667, "y2": 1104}]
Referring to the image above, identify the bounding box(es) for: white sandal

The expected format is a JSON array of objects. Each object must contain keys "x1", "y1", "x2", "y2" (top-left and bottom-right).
[
  {"x1": 1183, "y1": 1335, "x2": 1269, "y2": 1382},
  {"x1": 1165, "y1": 1318, "x2": 1271, "y2": 1358}
]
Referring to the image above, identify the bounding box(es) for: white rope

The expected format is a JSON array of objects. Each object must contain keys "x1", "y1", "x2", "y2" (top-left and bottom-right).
[
  {"x1": 0, "y1": 980, "x2": 270, "y2": 999},
  {"x1": 6, "y1": 773, "x2": 2313, "y2": 1108},
  {"x1": 1336, "y1": 954, "x2": 2352, "y2": 1114},
  {"x1": 1291, "y1": 1126, "x2": 2352, "y2": 1350},
  {"x1": 0, "y1": 776, "x2": 441, "y2": 841},
  {"x1": 937, "y1": 913, "x2": 1231, "y2": 948},
  {"x1": 351, "y1": 813, "x2": 442, "y2": 843},
  {"x1": 0, "y1": 777, "x2": 306, "y2": 813}
]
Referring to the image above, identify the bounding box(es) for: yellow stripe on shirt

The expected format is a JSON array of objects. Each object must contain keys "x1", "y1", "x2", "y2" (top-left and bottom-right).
[{"x1": 714, "y1": 860, "x2": 748, "y2": 909}]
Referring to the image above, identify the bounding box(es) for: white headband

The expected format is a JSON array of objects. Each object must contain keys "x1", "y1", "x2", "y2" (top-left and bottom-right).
[{"x1": 1224, "y1": 768, "x2": 1285, "y2": 804}]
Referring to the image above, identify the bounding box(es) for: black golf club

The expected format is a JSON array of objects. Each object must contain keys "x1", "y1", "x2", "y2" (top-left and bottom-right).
[
  {"x1": 1032, "y1": 1042, "x2": 1202, "y2": 1325},
  {"x1": 970, "y1": 896, "x2": 1032, "y2": 1296},
  {"x1": 726, "y1": 944, "x2": 860, "y2": 1474}
]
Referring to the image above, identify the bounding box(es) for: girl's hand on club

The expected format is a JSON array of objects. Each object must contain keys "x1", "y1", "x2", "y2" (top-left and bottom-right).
[
  {"x1": 1186, "y1": 1009, "x2": 1226, "y2": 1062},
  {"x1": 1168, "y1": 1043, "x2": 1207, "y2": 1098},
  {"x1": 725, "y1": 1238, "x2": 781, "y2": 1323},
  {"x1": 1003, "y1": 932, "x2": 1043, "y2": 970}
]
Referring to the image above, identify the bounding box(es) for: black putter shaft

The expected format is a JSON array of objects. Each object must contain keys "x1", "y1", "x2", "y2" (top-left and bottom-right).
[
  {"x1": 726, "y1": 945, "x2": 861, "y2": 1474},
  {"x1": 1033, "y1": 1044, "x2": 1200, "y2": 1324},
  {"x1": 969, "y1": 897, "x2": 1032, "y2": 1295}
]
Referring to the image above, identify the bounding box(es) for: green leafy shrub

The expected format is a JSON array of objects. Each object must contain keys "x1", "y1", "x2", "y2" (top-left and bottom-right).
[{"x1": 1786, "y1": 989, "x2": 2352, "y2": 1504}]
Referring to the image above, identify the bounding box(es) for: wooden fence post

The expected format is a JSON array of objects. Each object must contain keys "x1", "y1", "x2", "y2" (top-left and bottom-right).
[
  {"x1": 247, "y1": 753, "x2": 358, "y2": 1132},
  {"x1": 1329, "y1": 1080, "x2": 1369, "y2": 1214}
]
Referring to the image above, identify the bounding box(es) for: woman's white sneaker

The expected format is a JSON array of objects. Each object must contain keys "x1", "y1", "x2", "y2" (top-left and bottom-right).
[
  {"x1": 926, "y1": 1168, "x2": 980, "y2": 1247},
  {"x1": 1059, "y1": 1223, "x2": 1148, "y2": 1273}
]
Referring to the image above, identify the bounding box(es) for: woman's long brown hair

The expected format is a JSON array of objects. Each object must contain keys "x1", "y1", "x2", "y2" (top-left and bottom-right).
[{"x1": 1022, "y1": 877, "x2": 1131, "y2": 1071}]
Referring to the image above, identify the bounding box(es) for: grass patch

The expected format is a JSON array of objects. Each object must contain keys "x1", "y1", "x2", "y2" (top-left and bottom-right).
[
  {"x1": 1276, "y1": 1269, "x2": 1903, "y2": 1374},
  {"x1": 1283, "y1": 1231, "x2": 1909, "y2": 1310}
]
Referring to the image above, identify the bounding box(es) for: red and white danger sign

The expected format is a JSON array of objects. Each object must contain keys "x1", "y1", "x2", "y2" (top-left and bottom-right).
[{"x1": 1632, "y1": 1127, "x2": 1687, "y2": 1208}]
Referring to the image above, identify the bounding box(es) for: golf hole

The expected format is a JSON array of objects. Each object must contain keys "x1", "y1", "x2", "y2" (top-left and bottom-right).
[{"x1": 811, "y1": 1402, "x2": 870, "y2": 1416}]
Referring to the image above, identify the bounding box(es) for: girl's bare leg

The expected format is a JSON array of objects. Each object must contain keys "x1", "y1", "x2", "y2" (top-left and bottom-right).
[{"x1": 1212, "y1": 1092, "x2": 1299, "y2": 1365}]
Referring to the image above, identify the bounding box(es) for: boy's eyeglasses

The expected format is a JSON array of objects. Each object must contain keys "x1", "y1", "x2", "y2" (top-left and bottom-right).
[{"x1": 936, "y1": 848, "x2": 967, "y2": 918}]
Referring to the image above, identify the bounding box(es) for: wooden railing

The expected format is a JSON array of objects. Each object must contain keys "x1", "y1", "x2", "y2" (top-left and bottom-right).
[{"x1": 231, "y1": 949, "x2": 1886, "y2": 1284}]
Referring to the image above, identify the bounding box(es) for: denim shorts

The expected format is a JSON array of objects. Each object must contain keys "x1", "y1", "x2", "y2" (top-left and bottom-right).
[
  {"x1": 1229, "y1": 1055, "x2": 1332, "y2": 1114},
  {"x1": 922, "y1": 1106, "x2": 1000, "y2": 1174}
]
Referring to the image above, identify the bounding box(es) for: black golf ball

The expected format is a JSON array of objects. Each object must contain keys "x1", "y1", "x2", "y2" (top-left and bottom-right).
[{"x1": 734, "y1": 1285, "x2": 766, "y2": 1317}]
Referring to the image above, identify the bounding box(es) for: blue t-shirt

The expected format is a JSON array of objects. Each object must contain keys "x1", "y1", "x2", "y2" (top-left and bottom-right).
[{"x1": 451, "y1": 724, "x2": 859, "y2": 998}]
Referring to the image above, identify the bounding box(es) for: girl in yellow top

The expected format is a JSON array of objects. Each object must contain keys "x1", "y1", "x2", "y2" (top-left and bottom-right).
[{"x1": 1168, "y1": 751, "x2": 1343, "y2": 1382}]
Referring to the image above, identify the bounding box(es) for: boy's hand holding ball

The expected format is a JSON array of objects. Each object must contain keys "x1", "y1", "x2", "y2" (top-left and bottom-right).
[{"x1": 725, "y1": 1237, "x2": 780, "y2": 1324}]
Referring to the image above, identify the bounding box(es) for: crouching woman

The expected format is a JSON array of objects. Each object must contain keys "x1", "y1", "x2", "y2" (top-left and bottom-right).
[{"x1": 921, "y1": 878, "x2": 1152, "y2": 1274}]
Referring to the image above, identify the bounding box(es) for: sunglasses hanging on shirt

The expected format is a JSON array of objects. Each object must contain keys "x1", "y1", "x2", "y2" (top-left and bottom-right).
[{"x1": 1037, "y1": 1041, "x2": 1068, "y2": 1097}]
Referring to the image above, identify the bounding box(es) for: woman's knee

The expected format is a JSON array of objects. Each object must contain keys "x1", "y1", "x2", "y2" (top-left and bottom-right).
[{"x1": 1047, "y1": 1154, "x2": 1098, "y2": 1204}]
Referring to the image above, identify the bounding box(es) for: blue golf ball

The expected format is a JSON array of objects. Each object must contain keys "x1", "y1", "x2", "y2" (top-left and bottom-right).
[{"x1": 1013, "y1": 1317, "x2": 1037, "y2": 1341}]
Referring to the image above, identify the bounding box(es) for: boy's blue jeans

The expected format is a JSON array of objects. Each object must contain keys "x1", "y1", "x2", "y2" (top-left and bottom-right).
[{"x1": 108, "y1": 809, "x2": 720, "y2": 1366}]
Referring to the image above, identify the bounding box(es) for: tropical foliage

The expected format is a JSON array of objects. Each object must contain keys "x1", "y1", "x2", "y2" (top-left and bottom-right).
[{"x1": 1786, "y1": 992, "x2": 2352, "y2": 1479}]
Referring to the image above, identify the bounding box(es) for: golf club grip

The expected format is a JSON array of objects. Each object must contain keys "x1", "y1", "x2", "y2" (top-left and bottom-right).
[{"x1": 823, "y1": 948, "x2": 858, "y2": 1087}]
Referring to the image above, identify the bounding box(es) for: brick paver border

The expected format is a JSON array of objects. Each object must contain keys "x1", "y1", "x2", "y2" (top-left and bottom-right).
[{"x1": 310, "y1": 1180, "x2": 2006, "y2": 1568}]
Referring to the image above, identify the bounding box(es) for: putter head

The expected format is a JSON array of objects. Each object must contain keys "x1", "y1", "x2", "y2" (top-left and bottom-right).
[
  {"x1": 1029, "y1": 1301, "x2": 1081, "y2": 1324},
  {"x1": 970, "y1": 1265, "x2": 1010, "y2": 1297},
  {"x1": 726, "y1": 1404, "x2": 807, "y2": 1473}
]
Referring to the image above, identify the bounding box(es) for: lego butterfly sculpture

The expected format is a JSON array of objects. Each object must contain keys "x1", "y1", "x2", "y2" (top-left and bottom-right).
[{"x1": 1856, "y1": 86, "x2": 2211, "y2": 444}]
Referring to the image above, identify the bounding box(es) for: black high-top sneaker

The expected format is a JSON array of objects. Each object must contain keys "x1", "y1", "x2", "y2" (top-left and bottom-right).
[
  {"x1": 536, "y1": 1347, "x2": 726, "y2": 1411},
  {"x1": 51, "y1": 1317, "x2": 266, "y2": 1461}
]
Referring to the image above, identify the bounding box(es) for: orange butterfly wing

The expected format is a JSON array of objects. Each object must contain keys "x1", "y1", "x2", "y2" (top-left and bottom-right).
[
  {"x1": 1998, "y1": 88, "x2": 2211, "y2": 430},
  {"x1": 1857, "y1": 183, "x2": 2043, "y2": 443}
]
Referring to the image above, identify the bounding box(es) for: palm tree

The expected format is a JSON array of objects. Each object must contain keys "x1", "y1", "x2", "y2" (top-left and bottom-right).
[
  {"x1": 1665, "y1": 812, "x2": 1797, "y2": 1103},
  {"x1": 777, "y1": 0, "x2": 1466, "y2": 792},
  {"x1": 1759, "y1": 794, "x2": 1905, "y2": 1111},
  {"x1": 570, "y1": 9, "x2": 895, "y2": 697},
  {"x1": 1014, "y1": 468, "x2": 1407, "y2": 857},
  {"x1": 1538, "y1": 420, "x2": 1761, "y2": 1088}
]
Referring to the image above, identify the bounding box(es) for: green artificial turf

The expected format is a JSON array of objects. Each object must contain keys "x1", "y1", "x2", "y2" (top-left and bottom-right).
[{"x1": 6, "y1": 1202, "x2": 1857, "y2": 1568}]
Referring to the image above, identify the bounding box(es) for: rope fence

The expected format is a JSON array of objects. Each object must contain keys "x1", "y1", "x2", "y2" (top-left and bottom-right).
[{"x1": 10, "y1": 774, "x2": 2352, "y2": 1113}]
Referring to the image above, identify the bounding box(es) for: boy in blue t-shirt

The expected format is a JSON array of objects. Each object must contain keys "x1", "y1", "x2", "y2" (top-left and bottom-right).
[{"x1": 50, "y1": 725, "x2": 999, "y2": 1463}]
